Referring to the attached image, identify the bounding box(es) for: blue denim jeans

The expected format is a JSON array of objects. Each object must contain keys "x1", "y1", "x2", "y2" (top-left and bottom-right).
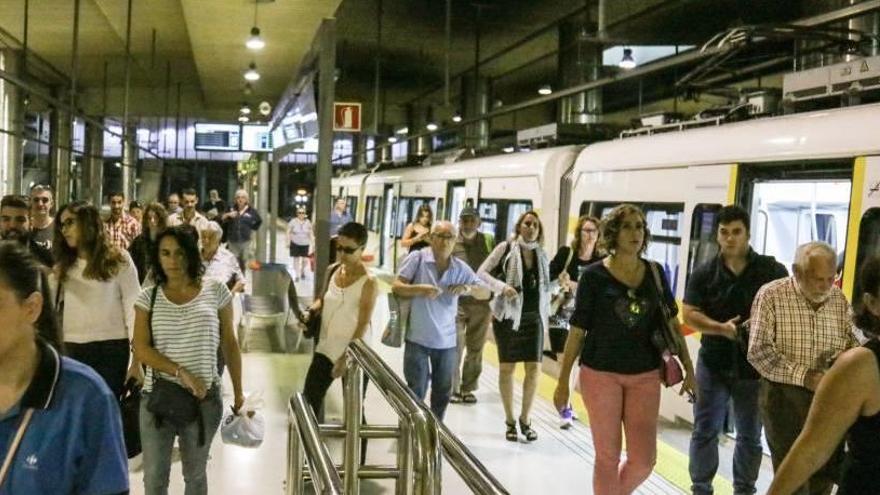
[
  {"x1": 689, "y1": 357, "x2": 763, "y2": 495},
  {"x1": 403, "y1": 340, "x2": 457, "y2": 421},
  {"x1": 139, "y1": 386, "x2": 224, "y2": 495}
]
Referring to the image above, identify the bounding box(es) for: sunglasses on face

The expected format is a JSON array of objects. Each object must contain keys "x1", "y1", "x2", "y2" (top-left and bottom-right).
[{"x1": 336, "y1": 244, "x2": 363, "y2": 254}]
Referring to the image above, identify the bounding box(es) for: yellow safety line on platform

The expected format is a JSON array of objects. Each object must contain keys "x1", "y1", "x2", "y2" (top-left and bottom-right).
[{"x1": 481, "y1": 340, "x2": 735, "y2": 495}]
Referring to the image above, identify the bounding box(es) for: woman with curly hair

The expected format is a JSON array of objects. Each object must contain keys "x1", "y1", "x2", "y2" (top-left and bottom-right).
[
  {"x1": 52, "y1": 200, "x2": 141, "y2": 398},
  {"x1": 128, "y1": 202, "x2": 169, "y2": 285},
  {"x1": 553, "y1": 203, "x2": 695, "y2": 495}
]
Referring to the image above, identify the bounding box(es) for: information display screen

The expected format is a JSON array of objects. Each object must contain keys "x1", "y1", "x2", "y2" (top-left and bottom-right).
[
  {"x1": 194, "y1": 123, "x2": 240, "y2": 151},
  {"x1": 241, "y1": 124, "x2": 272, "y2": 152}
]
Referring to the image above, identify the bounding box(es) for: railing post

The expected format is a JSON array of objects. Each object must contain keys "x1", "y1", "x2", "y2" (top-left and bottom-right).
[
  {"x1": 287, "y1": 407, "x2": 303, "y2": 495},
  {"x1": 396, "y1": 418, "x2": 412, "y2": 495},
  {"x1": 343, "y1": 362, "x2": 363, "y2": 494}
]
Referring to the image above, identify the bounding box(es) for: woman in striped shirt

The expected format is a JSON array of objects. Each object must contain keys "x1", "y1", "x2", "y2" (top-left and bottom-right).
[{"x1": 132, "y1": 225, "x2": 244, "y2": 494}]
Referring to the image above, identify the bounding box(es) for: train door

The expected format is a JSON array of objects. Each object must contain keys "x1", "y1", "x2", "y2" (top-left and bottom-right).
[
  {"x1": 736, "y1": 161, "x2": 852, "y2": 276},
  {"x1": 381, "y1": 185, "x2": 396, "y2": 270},
  {"x1": 477, "y1": 199, "x2": 533, "y2": 242},
  {"x1": 446, "y1": 181, "x2": 466, "y2": 221}
]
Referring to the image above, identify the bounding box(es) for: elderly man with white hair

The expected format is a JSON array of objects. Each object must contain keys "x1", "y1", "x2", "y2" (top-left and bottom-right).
[
  {"x1": 749, "y1": 241, "x2": 858, "y2": 495},
  {"x1": 201, "y1": 221, "x2": 245, "y2": 293},
  {"x1": 222, "y1": 189, "x2": 262, "y2": 270},
  {"x1": 392, "y1": 220, "x2": 491, "y2": 421}
]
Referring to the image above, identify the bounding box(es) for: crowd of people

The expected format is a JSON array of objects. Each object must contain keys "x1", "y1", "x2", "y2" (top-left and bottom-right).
[
  {"x1": 313, "y1": 197, "x2": 880, "y2": 495},
  {"x1": 3, "y1": 185, "x2": 879, "y2": 495},
  {"x1": 0, "y1": 185, "x2": 256, "y2": 494}
]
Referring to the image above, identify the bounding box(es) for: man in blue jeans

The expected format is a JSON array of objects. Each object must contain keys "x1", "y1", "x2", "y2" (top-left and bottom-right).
[
  {"x1": 393, "y1": 220, "x2": 490, "y2": 420},
  {"x1": 683, "y1": 205, "x2": 788, "y2": 495}
]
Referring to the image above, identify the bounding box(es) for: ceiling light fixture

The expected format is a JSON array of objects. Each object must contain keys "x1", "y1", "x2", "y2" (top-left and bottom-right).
[
  {"x1": 240, "y1": 103, "x2": 251, "y2": 115},
  {"x1": 387, "y1": 136, "x2": 398, "y2": 143},
  {"x1": 538, "y1": 84, "x2": 552, "y2": 96},
  {"x1": 246, "y1": 27, "x2": 265, "y2": 50},
  {"x1": 451, "y1": 113, "x2": 462, "y2": 123},
  {"x1": 396, "y1": 126, "x2": 409, "y2": 135},
  {"x1": 238, "y1": 114, "x2": 250, "y2": 123},
  {"x1": 244, "y1": 62, "x2": 260, "y2": 81},
  {"x1": 425, "y1": 122, "x2": 439, "y2": 132},
  {"x1": 619, "y1": 48, "x2": 636, "y2": 69},
  {"x1": 245, "y1": 2, "x2": 265, "y2": 50}
]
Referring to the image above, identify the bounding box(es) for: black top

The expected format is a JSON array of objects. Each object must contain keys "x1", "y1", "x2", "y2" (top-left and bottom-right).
[
  {"x1": 684, "y1": 249, "x2": 788, "y2": 379},
  {"x1": 28, "y1": 238, "x2": 55, "y2": 268},
  {"x1": 224, "y1": 206, "x2": 262, "y2": 243},
  {"x1": 571, "y1": 259, "x2": 677, "y2": 374},
  {"x1": 406, "y1": 225, "x2": 430, "y2": 253},
  {"x1": 840, "y1": 339, "x2": 880, "y2": 495},
  {"x1": 128, "y1": 234, "x2": 154, "y2": 284},
  {"x1": 549, "y1": 245, "x2": 603, "y2": 283},
  {"x1": 521, "y1": 253, "x2": 540, "y2": 313}
]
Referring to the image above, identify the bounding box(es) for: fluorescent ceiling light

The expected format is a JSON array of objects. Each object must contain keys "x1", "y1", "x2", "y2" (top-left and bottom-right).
[
  {"x1": 538, "y1": 84, "x2": 552, "y2": 96},
  {"x1": 451, "y1": 113, "x2": 462, "y2": 123},
  {"x1": 387, "y1": 136, "x2": 398, "y2": 143},
  {"x1": 396, "y1": 126, "x2": 409, "y2": 135},
  {"x1": 238, "y1": 114, "x2": 250, "y2": 123},
  {"x1": 240, "y1": 103, "x2": 251, "y2": 115},
  {"x1": 425, "y1": 122, "x2": 439, "y2": 131}
]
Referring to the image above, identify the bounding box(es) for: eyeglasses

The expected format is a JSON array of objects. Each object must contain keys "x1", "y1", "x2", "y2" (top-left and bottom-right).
[
  {"x1": 336, "y1": 244, "x2": 363, "y2": 254},
  {"x1": 60, "y1": 218, "x2": 76, "y2": 229}
]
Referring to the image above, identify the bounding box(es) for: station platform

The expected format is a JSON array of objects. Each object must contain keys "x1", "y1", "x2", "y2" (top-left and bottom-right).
[{"x1": 127, "y1": 227, "x2": 776, "y2": 494}]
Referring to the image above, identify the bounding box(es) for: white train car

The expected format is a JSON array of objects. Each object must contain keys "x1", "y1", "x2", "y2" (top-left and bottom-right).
[
  {"x1": 334, "y1": 145, "x2": 584, "y2": 273},
  {"x1": 568, "y1": 102, "x2": 880, "y2": 422}
]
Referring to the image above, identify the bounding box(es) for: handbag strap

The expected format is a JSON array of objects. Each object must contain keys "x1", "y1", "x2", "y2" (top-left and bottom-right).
[
  {"x1": 647, "y1": 261, "x2": 679, "y2": 353},
  {"x1": 147, "y1": 284, "x2": 159, "y2": 346},
  {"x1": 562, "y1": 246, "x2": 575, "y2": 277},
  {"x1": 0, "y1": 408, "x2": 35, "y2": 487}
]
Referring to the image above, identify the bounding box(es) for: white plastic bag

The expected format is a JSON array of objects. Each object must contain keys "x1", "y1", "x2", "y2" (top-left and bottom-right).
[{"x1": 221, "y1": 392, "x2": 265, "y2": 448}]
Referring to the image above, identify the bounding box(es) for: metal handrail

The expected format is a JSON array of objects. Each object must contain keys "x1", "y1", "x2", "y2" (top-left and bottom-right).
[
  {"x1": 437, "y1": 421, "x2": 509, "y2": 495},
  {"x1": 287, "y1": 393, "x2": 343, "y2": 495},
  {"x1": 346, "y1": 338, "x2": 440, "y2": 495}
]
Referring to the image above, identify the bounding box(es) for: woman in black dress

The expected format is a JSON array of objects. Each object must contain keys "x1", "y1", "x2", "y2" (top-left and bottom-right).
[
  {"x1": 768, "y1": 255, "x2": 880, "y2": 495},
  {"x1": 548, "y1": 215, "x2": 603, "y2": 429},
  {"x1": 401, "y1": 204, "x2": 433, "y2": 253},
  {"x1": 128, "y1": 202, "x2": 168, "y2": 285},
  {"x1": 479, "y1": 211, "x2": 551, "y2": 442}
]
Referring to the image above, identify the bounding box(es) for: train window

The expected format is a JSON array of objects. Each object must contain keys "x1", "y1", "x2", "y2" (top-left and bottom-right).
[
  {"x1": 364, "y1": 196, "x2": 382, "y2": 232},
  {"x1": 477, "y1": 199, "x2": 533, "y2": 241},
  {"x1": 852, "y1": 208, "x2": 880, "y2": 310},
  {"x1": 748, "y1": 180, "x2": 851, "y2": 269},
  {"x1": 686, "y1": 204, "x2": 722, "y2": 285},
  {"x1": 346, "y1": 195, "x2": 358, "y2": 221},
  {"x1": 581, "y1": 201, "x2": 685, "y2": 294},
  {"x1": 395, "y1": 198, "x2": 410, "y2": 237}
]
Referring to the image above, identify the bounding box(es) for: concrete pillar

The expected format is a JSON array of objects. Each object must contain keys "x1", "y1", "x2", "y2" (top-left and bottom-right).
[
  {"x1": 0, "y1": 49, "x2": 24, "y2": 196},
  {"x1": 255, "y1": 154, "x2": 269, "y2": 262},
  {"x1": 121, "y1": 124, "x2": 137, "y2": 204},
  {"x1": 557, "y1": 18, "x2": 603, "y2": 124},
  {"x1": 50, "y1": 103, "x2": 72, "y2": 205},
  {"x1": 461, "y1": 75, "x2": 488, "y2": 149},
  {"x1": 82, "y1": 120, "x2": 104, "y2": 206}
]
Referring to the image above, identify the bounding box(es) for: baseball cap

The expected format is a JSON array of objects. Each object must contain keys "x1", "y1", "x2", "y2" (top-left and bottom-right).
[{"x1": 459, "y1": 206, "x2": 478, "y2": 218}]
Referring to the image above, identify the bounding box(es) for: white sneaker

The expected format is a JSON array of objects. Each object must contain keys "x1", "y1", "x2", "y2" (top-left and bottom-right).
[{"x1": 559, "y1": 406, "x2": 574, "y2": 430}]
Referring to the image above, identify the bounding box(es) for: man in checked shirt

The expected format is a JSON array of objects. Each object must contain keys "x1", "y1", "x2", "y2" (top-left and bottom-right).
[{"x1": 749, "y1": 241, "x2": 858, "y2": 495}]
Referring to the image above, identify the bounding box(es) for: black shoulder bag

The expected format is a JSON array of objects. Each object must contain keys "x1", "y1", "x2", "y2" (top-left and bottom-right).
[{"x1": 145, "y1": 285, "x2": 206, "y2": 445}]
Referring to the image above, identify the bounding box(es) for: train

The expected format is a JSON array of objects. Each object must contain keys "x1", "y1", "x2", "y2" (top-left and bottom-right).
[{"x1": 331, "y1": 102, "x2": 880, "y2": 422}]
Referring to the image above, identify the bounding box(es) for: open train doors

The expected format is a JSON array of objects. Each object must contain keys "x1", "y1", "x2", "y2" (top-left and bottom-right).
[{"x1": 734, "y1": 160, "x2": 854, "y2": 289}]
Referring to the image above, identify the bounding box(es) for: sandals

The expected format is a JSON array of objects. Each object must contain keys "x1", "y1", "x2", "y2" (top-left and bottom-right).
[
  {"x1": 449, "y1": 393, "x2": 463, "y2": 404},
  {"x1": 519, "y1": 419, "x2": 538, "y2": 442},
  {"x1": 461, "y1": 393, "x2": 477, "y2": 404},
  {"x1": 505, "y1": 421, "x2": 518, "y2": 442}
]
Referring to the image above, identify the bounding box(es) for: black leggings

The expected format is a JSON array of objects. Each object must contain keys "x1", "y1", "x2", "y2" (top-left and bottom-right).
[
  {"x1": 65, "y1": 338, "x2": 130, "y2": 398},
  {"x1": 303, "y1": 352, "x2": 369, "y2": 463}
]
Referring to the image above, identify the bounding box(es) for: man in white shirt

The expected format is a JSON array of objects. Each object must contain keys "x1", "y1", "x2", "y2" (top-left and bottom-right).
[{"x1": 168, "y1": 188, "x2": 209, "y2": 232}]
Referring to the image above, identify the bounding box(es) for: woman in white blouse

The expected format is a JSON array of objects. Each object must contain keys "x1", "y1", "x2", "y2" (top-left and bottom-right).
[
  {"x1": 303, "y1": 222, "x2": 377, "y2": 421},
  {"x1": 52, "y1": 201, "x2": 142, "y2": 398},
  {"x1": 132, "y1": 225, "x2": 244, "y2": 494}
]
